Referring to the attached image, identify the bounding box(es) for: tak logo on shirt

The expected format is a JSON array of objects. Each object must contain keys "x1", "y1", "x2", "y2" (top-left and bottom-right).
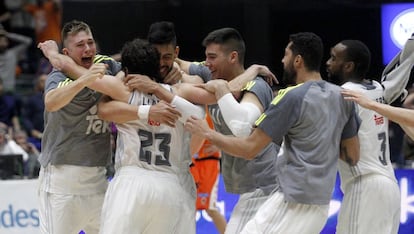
[
  {"x1": 85, "y1": 105, "x2": 109, "y2": 134},
  {"x1": 374, "y1": 114, "x2": 384, "y2": 125}
]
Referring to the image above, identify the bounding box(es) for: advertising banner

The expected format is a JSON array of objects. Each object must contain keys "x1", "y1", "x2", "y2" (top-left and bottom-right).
[{"x1": 1, "y1": 170, "x2": 414, "y2": 234}]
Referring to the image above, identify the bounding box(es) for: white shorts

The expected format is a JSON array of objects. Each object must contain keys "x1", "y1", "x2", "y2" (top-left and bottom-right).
[
  {"x1": 225, "y1": 189, "x2": 268, "y2": 234},
  {"x1": 337, "y1": 174, "x2": 401, "y2": 234},
  {"x1": 241, "y1": 191, "x2": 329, "y2": 234},
  {"x1": 176, "y1": 171, "x2": 197, "y2": 234},
  {"x1": 38, "y1": 165, "x2": 107, "y2": 234},
  {"x1": 99, "y1": 166, "x2": 193, "y2": 234}
]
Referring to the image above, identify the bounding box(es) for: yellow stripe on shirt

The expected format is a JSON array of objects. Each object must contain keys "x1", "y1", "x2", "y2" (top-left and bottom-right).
[
  {"x1": 271, "y1": 83, "x2": 303, "y2": 105},
  {"x1": 192, "y1": 61, "x2": 205, "y2": 66},
  {"x1": 255, "y1": 83, "x2": 303, "y2": 126},
  {"x1": 57, "y1": 78, "x2": 73, "y2": 88},
  {"x1": 94, "y1": 54, "x2": 114, "y2": 64},
  {"x1": 255, "y1": 113, "x2": 267, "y2": 126},
  {"x1": 241, "y1": 80, "x2": 256, "y2": 92}
]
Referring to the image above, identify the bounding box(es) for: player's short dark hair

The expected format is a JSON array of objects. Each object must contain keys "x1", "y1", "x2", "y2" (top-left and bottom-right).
[
  {"x1": 289, "y1": 32, "x2": 323, "y2": 72},
  {"x1": 147, "y1": 21, "x2": 177, "y2": 47},
  {"x1": 340, "y1": 40, "x2": 371, "y2": 79},
  {"x1": 202, "y1": 27, "x2": 245, "y2": 65},
  {"x1": 61, "y1": 20, "x2": 92, "y2": 47},
  {"x1": 121, "y1": 38, "x2": 162, "y2": 83}
]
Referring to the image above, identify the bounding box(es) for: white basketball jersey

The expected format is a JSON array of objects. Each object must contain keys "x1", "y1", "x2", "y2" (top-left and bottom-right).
[
  {"x1": 339, "y1": 81, "x2": 397, "y2": 190},
  {"x1": 114, "y1": 84, "x2": 191, "y2": 175}
]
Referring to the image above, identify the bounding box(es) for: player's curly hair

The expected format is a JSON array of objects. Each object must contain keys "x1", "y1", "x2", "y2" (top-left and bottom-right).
[{"x1": 121, "y1": 38, "x2": 162, "y2": 83}]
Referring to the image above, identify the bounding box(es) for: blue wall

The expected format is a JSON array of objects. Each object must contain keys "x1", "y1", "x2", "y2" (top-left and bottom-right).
[{"x1": 197, "y1": 169, "x2": 414, "y2": 234}]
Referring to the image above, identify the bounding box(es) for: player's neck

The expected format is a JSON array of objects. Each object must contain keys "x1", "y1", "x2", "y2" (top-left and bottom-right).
[
  {"x1": 229, "y1": 66, "x2": 245, "y2": 81},
  {"x1": 297, "y1": 71, "x2": 322, "y2": 84}
]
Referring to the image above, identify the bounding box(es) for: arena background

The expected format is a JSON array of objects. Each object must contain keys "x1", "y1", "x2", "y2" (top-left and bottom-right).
[{"x1": 62, "y1": 0, "x2": 390, "y2": 85}]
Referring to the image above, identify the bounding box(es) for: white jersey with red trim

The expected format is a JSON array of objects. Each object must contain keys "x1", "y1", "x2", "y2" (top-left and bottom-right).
[
  {"x1": 339, "y1": 81, "x2": 397, "y2": 190},
  {"x1": 114, "y1": 84, "x2": 191, "y2": 175}
]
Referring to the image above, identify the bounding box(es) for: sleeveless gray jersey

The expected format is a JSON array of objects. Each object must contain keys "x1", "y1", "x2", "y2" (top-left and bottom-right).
[
  {"x1": 39, "y1": 55, "x2": 121, "y2": 167},
  {"x1": 190, "y1": 63, "x2": 279, "y2": 195},
  {"x1": 256, "y1": 81, "x2": 360, "y2": 205}
]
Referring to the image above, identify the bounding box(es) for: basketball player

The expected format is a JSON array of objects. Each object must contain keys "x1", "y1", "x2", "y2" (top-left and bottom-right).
[
  {"x1": 190, "y1": 110, "x2": 227, "y2": 234},
  {"x1": 147, "y1": 21, "x2": 203, "y2": 84},
  {"x1": 37, "y1": 20, "x2": 121, "y2": 234},
  {"x1": 185, "y1": 32, "x2": 360, "y2": 234},
  {"x1": 130, "y1": 28, "x2": 279, "y2": 233},
  {"x1": 327, "y1": 38, "x2": 414, "y2": 234},
  {"x1": 182, "y1": 28, "x2": 280, "y2": 234},
  {"x1": 96, "y1": 38, "x2": 205, "y2": 233},
  {"x1": 37, "y1": 21, "x2": 182, "y2": 234}
]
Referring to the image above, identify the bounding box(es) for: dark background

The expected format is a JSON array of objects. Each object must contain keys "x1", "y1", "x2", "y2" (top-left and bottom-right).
[
  {"x1": 62, "y1": 0, "x2": 414, "y2": 164},
  {"x1": 62, "y1": 0, "x2": 409, "y2": 83}
]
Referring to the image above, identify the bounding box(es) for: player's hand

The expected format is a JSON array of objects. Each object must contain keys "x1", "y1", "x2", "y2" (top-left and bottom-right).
[
  {"x1": 38, "y1": 40, "x2": 59, "y2": 58},
  {"x1": 202, "y1": 79, "x2": 228, "y2": 93},
  {"x1": 79, "y1": 63, "x2": 106, "y2": 86},
  {"x1": 252, "y1": 64, "x2": 279, "y2": 85},
  {"x1": 38, "y1": 40, "x2": 62, "y2": 69},
  {"x1": 341, "y1": 89, "x2": 374, "y2": 108},
  {"x1": 185, "y1": 115, "x2": 212, "y2": 137},
  {"x1": 163, "y1": 62, "x2": 183, "y2": 85},
  {"x1": 124, "y1": 74, "x2": 158, "y2": 93},
  {"x1": 115, "y1": 70, "x2": 126, "y2": 81},
  {"x1": 203, "y1": 143, "x2": 220, "y2": 155},
  {"x1": 149, "y1": 100, "x2": 181, "y2": 127}
]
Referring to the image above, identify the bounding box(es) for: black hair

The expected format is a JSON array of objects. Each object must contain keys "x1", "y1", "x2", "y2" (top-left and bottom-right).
[
  {"x1": 121, "y1": 38, "x2": 162, "y2": 83},
  {"x1": 202, "y1": 27, "x2": 245, "y2": 65},
  {"x1": 340, "y1": 40, "x2": 371, "y2": 79},
  {"x1": 289, "y1": 32, "x2": 323, "y2": 72},
  {"x1": 147, "y1": 21, "x2": 177, "y2": 47}
]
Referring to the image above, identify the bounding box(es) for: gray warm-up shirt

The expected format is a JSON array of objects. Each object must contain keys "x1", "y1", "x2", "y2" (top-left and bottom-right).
[
  {"x1": 256, "y1": 80, "x2": 360, "y2": 205},
  {"x1": 39, "y1": 55, "x2": 121, "y2": 167},
  {"x1": 190, "y1": 63, "x2": 279, "y2": 195}
]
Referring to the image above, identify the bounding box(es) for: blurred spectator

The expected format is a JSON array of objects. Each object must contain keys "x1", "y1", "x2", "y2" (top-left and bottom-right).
[
  {"x1": 0, "y1": 26, "x2": 32, "y2": 92},
  {"x1": 21, "y1": 73, "x2": 45, "y2": 149},
  {"x1": 0, "y1": 1, "x2": 11, "y2": 31},
  {"x1": 25, "y1": 0, "x2": 62, "y2": 74},
  {"x1": 13, "y1": 129, "x2": 40, "y2": 178},
  {"x1": 5, "y1": 0, "x2": 36, "y2": 73},
  {"x1": 0, "y1": 122, "x2": 28, "y2": 163},
  {"x1": 25, "y1": 0, "x2": 61, "y2": 45},
  {"x1": 0, "y1": 78, "x2": 23, "y2": 131}
]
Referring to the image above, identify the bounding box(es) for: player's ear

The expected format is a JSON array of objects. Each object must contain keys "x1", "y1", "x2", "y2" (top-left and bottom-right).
[
  {"x1": 344, "y1": 61, "x2": 354, "y2": 73},
  {"x1": 294, "y1": 54, "x2": 303, "y2": 67},
  {"x1": 229, "y1": 51, "x2": 238, "y2": 64},
  {"x1": 175, "y1": 46, "x2": 180, "y2": 58},
  {"x1": 62, "y1": 48, "x2": 69, "y2": 55}
]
